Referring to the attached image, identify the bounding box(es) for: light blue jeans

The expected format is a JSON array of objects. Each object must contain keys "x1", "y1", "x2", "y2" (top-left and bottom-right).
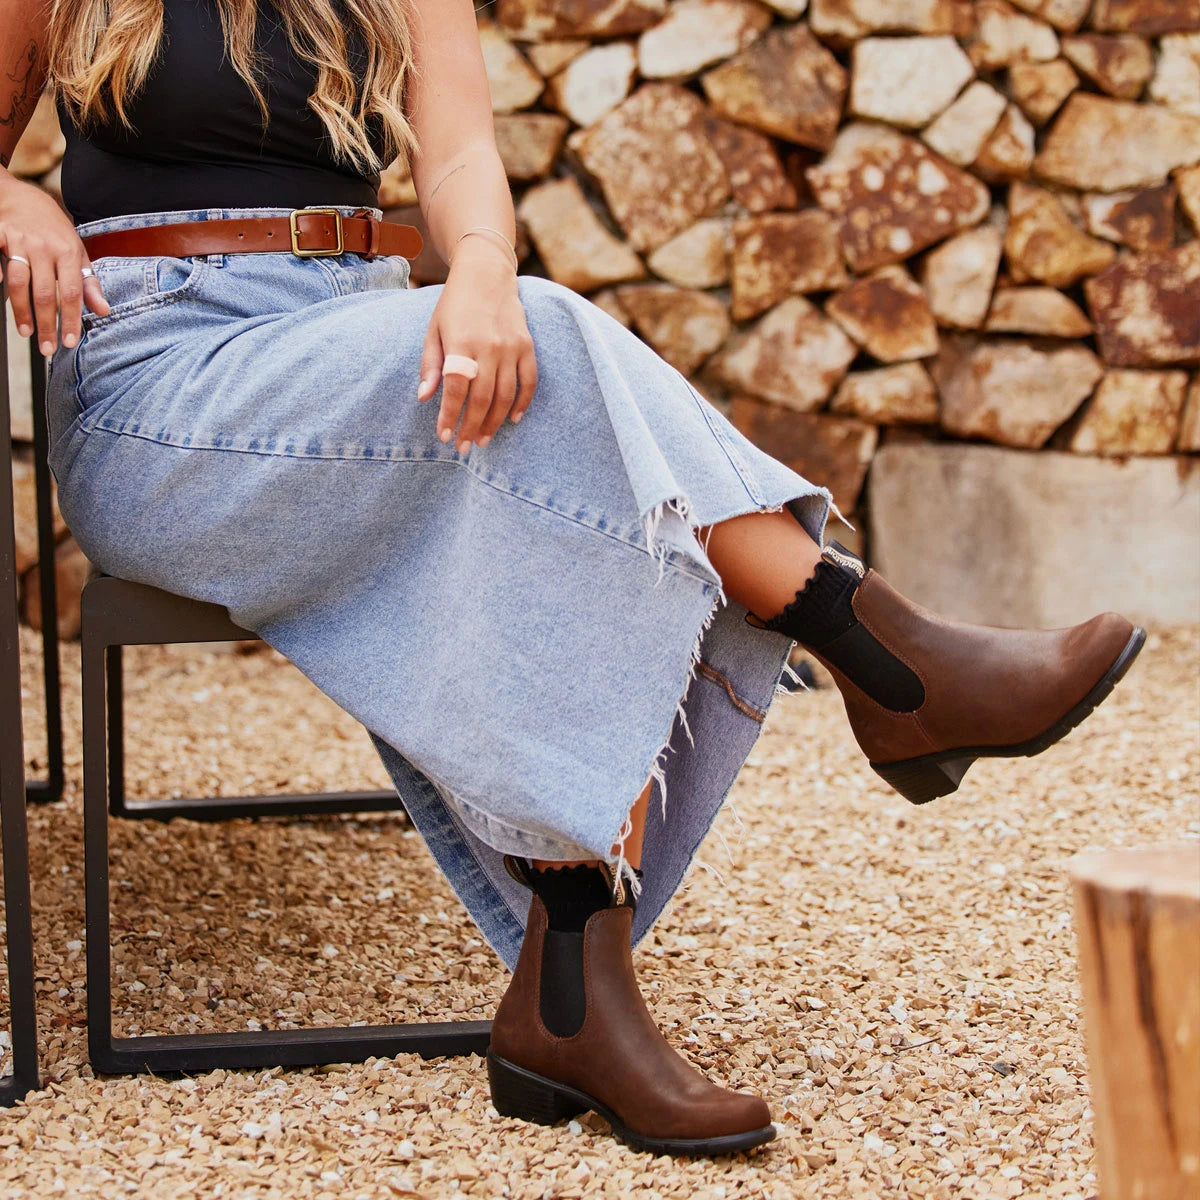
[{"x1": 47, "y1": 205, "x2": 833, "y2": 969}]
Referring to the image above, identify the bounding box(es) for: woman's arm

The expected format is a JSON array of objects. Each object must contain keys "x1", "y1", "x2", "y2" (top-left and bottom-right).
[
  {"x1": 404, "y1": 0, "x2": 536, "y2": 453},
  {"x1": 1, "y1": 1, "x2": 110, "y2": 350}
]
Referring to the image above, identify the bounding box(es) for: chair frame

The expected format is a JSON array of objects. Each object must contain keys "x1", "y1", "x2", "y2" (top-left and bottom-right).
[{"x1": 0, "y1": 279, "x2": 41, "y2": 1104}]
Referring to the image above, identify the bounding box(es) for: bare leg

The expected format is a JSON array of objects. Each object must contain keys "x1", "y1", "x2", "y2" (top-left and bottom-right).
[
  {"x1": 698, "y1": 507, "x2": 822, "y2": 622},
  {"x1": 532, "y1": 776, "x2": 652, "y2": 872}
]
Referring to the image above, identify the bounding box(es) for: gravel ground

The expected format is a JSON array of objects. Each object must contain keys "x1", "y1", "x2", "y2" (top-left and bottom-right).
[{"x1": 1, "y1": 625, "x2": 1197, "y2": 1199}]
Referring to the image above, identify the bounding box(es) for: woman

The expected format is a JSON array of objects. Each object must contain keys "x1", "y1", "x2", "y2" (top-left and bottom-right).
[{"x1": 0, "y1": 0, "x2": 1142, "y2": 1156}]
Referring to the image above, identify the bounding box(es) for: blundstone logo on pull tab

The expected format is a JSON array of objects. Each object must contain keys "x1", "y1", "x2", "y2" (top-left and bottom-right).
[{"x1": 823, "y1": 542, "x2": 866, "y2": 580}]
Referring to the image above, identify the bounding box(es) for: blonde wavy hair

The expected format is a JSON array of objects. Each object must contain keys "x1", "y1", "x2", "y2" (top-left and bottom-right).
[{"x1": 46, "y1": 0, "x2": 419, "y2": 173}]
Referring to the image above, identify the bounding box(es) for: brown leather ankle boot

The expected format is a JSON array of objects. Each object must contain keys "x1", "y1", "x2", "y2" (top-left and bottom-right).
[
  {"x1": 487, "y1": 859, "x2": 776, "y2": 1156},
  {"x1": 755, "y1": 542, "x2": 1145, "y2": 804}
]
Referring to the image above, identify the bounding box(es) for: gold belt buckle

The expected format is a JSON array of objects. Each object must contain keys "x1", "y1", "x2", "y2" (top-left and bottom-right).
[{"x1": 289, "y1": 207, "x2": 344, "y2": 257}]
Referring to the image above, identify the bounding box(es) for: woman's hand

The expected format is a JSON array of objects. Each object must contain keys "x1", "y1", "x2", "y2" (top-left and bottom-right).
[
  {"x1": 0, "y1": 171, "x2": 109, "y2": 353},
  {"x1": 417, "y1": 238, "x2": 537, "y2": 453}
]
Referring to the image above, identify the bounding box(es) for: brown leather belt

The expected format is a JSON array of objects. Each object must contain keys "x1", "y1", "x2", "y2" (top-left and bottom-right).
[{"x1": 81, "y1": 207, "x2": 424, "y2": 263}]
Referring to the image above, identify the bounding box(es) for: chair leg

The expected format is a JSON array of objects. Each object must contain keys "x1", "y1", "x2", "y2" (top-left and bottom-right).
[
  {"x1": 81, "y1": 583, "x2": 491, "y2": 1076},
  {"x1": 0, "y1": 277, "x2": 41, "y2": 1102},
  {"x1": 25, "y1": 341, "x2": 64, "y2": 806}
]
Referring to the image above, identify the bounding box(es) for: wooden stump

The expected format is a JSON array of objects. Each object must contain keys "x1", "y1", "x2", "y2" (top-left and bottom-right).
[{"x1": 1069, "y1": 843, "x2": 1200, "y2": 1200}]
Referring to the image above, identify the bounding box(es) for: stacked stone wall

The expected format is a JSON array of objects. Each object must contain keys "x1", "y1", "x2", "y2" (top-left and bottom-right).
[{"x1": 6, "y1": 0, "x2": 1200, "y2": 632}]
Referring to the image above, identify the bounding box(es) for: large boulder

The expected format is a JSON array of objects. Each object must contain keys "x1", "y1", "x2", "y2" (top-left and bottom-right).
[
  {"x1": 729, "y1": 210, "x2": 848, "y2": 320},
  {"x1": 700, "y1": 23, "x2": 848, "y2": 152},
  {"x1": 497, "y1": 0, "x2": 667, "y2": 38},
  {"x1": 825, "y1": 266, "x2": 939, "y2": 362},
  {"x1": 614, "y1": 284, "x2": 731, "y2": 374},
  {"x1": 921, "y1": 223, "x2": 1006, "y2": 329},
  {"x1": 830, "y1": 361, "x2": 940, "y2": 424},
  {"x1": 730, "y1": 398, "x2": 879, "y2": 513},
  {"x1": 1034, "y1": 93, "x2": 1200, "y2": 191},
  {"x1": 849, "y1": 36, "x2": 975, "y2": 128},
  {"x1": 1004, "y1": 182, "x2": 1116, "y2": 287},
  {"x1": 808, "y1": 0, "x2": 966, "y2": 41},
  {"x1": 868, "y1": 442, "x2": 1200, "y2": 627},
  {"x1": 1069, "y1": 369, "x2": 1190, "y2": 455},
  {"x1": 516, "y1": 175, "x2": 646, "y2": 291},
  {"x1": 932, "y1": 335, "x2": 1103, "y2": 447},
  {"x1": 709, "y1": 296, "x2": 858, "y2": 410},
  {"x1": 637, "y1": 0, "x2": 772, "y2": 79},
  {"x1": 807, "y1": 123, "x2": 990, "y2": 271},
  {"x1": 1084, "y1": 243, "x2": 1200, "y2": 367},
  {"x1": 1087, "y1": 0, "x2": 1200, "y2": 37},
  {"x1": 569, "y1": 83, "x2": 730, "y2": 251}
]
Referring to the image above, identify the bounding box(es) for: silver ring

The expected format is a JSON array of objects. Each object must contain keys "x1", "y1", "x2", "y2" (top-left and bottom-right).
[
  {"x1": 81, "y1": 266, "x2": 95, "y2": 278},
  {"x1": 5, "y1": 254, "x2": 30, "y2": 267}
]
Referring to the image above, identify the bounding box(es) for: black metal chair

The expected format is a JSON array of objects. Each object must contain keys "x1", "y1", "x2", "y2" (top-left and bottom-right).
[
  {"x1": 81, "y1": 579, "x2": 492, "y2": 1074},
  {"x1": 4, "y1": 276, "x2": 490, "y2": 1079},
  {"x1": 0, "y1": 281, "x2": 41, "y2": 1105}
]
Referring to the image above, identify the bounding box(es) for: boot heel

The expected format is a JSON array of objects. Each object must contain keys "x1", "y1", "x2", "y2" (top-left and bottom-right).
[
  {"x1": 487, "y1": 1052, "x2": 588, "y2": 1126},
  {"x1": 872, "y1": 754, "x2": 974, "y2": 805}
]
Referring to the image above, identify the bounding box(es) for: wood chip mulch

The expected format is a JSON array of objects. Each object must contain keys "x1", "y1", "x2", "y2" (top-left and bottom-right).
[{"x1": 1, "y1": 625, "x2": 1196, "y2": 1199}]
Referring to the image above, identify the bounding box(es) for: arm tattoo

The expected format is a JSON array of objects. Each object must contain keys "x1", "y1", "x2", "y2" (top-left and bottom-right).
[
  {"x1": 427, "y1": 161, "x2": 466, "y2": 213},
  {"x1": 1, "y1": 40, "x2": 42, "y2": 168}
]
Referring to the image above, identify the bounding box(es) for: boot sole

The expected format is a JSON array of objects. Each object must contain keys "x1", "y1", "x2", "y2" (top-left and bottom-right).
[
  {"x1": 871, "y1": 626, "x2": 1147, "y2": 805},
  {"x1": 487, "y1": 1051, "x2": 776, "y2": 1157}
]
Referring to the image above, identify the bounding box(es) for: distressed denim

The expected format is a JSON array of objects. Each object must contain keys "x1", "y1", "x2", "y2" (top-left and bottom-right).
[{"x1": 46, "y1": 205, "x2": 834, "y2": 969}]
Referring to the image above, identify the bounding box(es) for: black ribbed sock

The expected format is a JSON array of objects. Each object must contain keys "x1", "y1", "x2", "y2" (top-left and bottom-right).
[
  {"x1": 527, "y1": 864, "x2": 614, "y2": 1038},
  {"x1": 764, "y1": 542, "x2": 926, "y2": 714}
]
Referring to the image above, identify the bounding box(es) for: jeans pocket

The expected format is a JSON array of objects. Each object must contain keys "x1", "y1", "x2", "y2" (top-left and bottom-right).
[{"x1": 82, "y1": 255, "x2": 209, "y2": 330}]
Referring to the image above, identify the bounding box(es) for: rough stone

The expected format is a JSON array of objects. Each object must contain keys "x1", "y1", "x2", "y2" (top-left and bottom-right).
[
  {"x1": 826, "y1": 266, "x2": 939, "y2": 362},
  {"x1": 921, "y1": 223, "x2": 1005, "y2": 328},
  {"x1": 1178, "y1": 166, "x2": 1200, "y2": 234},
  {"x1": 516, "y1": 175, "x2": 646, "y2": 291},
  {"x1": 544, "y1": 41, "x2": 636, "y2": 126},
  {"x1": 20, "y1": 537, "x2": 92, "y2": 642},
  {"x1": 700, "y1": 115, "x2": 798, "y2": 213},
  {"x1": 830, "y1": 361, "x2": 940, "y2": 424},
  {"x1": 700, "y1": 24, "x2": 848, "y2": 153},
  {"x1": 1084, "y1": 243, "x2": 1200, "y2": 368},
  {"x1": 587, "y1": 287, "x2": 633, "y2": 326},
  {"x1": 730, "y1": 398, "x2": 879, "y2": 512},
  {"x1": 1007, "y1": 0, "x2": 1091, "y2": 31},
  {"x1": 569, "y1": 83, "x2": 729, "y2": 251},
  {"x1": 972, "y1": 102, "x2": 1036, "y2": 180},
  {"x1": 377, "y1": 158, "x2": 417, "y2": 207},
  {"x1": 526, "y1": 40, "x2": 589, "y2": 77},
  {"x1": 1149, "y1": 33, "x2": 1200, "y2": 118},
  {"x1": 1034, "y1": 93, "x2": 1200, "y2": 192},
  {"x1": 968, "y1": 1, "x2": 1060, "y2": 70},
  {"x1": 985, "y1": 286, "x2": 1094, "y2": 336},
  {"x1": 637, "y1": 0, "x2": 772, "y2": 79},
  {"x1": 1069, "y1": 369, "x2": 1189, "y2": 455},
  {"x1": 1088, "y1": 0, "x2": 1200, "y2": 37},
  {"x1": 807, "y1": 123, "x2": 990, "y2": 272},
  {"x1": 1005, "y1": 182, "x2": 1117, "y2": 287},
  {"x1": 1061, "y1": 33, "x2": 1154, "y2": 99},
  {"x1": 1179, "y1": 375, "x2": 1200, "y2": 451},
  {"x1": 869, "y1": 441, "x2": 1200, "y2": 627},
  {"x1": 922, "y1": 81, "x2": 1008, "y2": 166},
  {"x1": 808, "y1": 0, "x2": 965, "y2": 41},
  {"x1": 932, "y1": 335, "x2": 1103, "y2": 447},
  {"x1": 12, "y1": 459, "x2": 41, "y2": 576},
  {"x1": 709, "y1": 296, "x2": 858, "y2": 410},
  {"x1": 614, "y1": 283, "x2": 731, "y2": 374},
  {"x1": 1008, "y1": 58, "x2": 1079, "y2": 126},
  {"x1": 8, "y1": 92, "x2": 64, "y2": 178},
  {"x1": 478, "y1": 21, "x2": 544, "y2": 113},
  {"x1": 646, "y1": 218, "x2": 731, "y2": 288},
  {"x1": 496, "y1": 0, "x2": 667, "y2": 39},
  {"x1": 730, "y1": 210, "x2": 849, "y2": 320},
  {"x1": 762, "y1": 0, "x2": 809, "y2": 14},
  {"x1": 849, "y1": 36, "x2": 975, "y2": 128},
  {"x1": 493, "y1": 113, "x2": 570, "y2": 180},
  {"x1": 1082, "y1": 183, "x2": 1177, "y2": 253}
]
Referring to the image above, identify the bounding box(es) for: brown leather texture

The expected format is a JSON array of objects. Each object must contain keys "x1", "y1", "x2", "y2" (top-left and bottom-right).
[
  {"x1": 81, "y1": 210, "x2": 423, "y2": 263},
  {"x1": 491, "y1": 898, "x2": 770, "y2": 1141},
  {"x1": 815, "y1": 570, "x2": 1134, "y2": 765}
]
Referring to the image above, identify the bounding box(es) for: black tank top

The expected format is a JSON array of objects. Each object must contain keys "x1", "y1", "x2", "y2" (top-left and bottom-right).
[{"x1": 58, "y1": 0, "x2": 388, "y2": 225}]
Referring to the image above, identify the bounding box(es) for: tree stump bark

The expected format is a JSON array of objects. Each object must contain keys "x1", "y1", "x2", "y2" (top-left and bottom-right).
[{"x1": 1069, "y1": 843, "x2": 1200, "y2": 1200}]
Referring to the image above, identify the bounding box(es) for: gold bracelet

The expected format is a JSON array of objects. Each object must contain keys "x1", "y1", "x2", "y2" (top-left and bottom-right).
[{"x1": 453, "y1": 226, "x2": 519, "y2": 273}]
